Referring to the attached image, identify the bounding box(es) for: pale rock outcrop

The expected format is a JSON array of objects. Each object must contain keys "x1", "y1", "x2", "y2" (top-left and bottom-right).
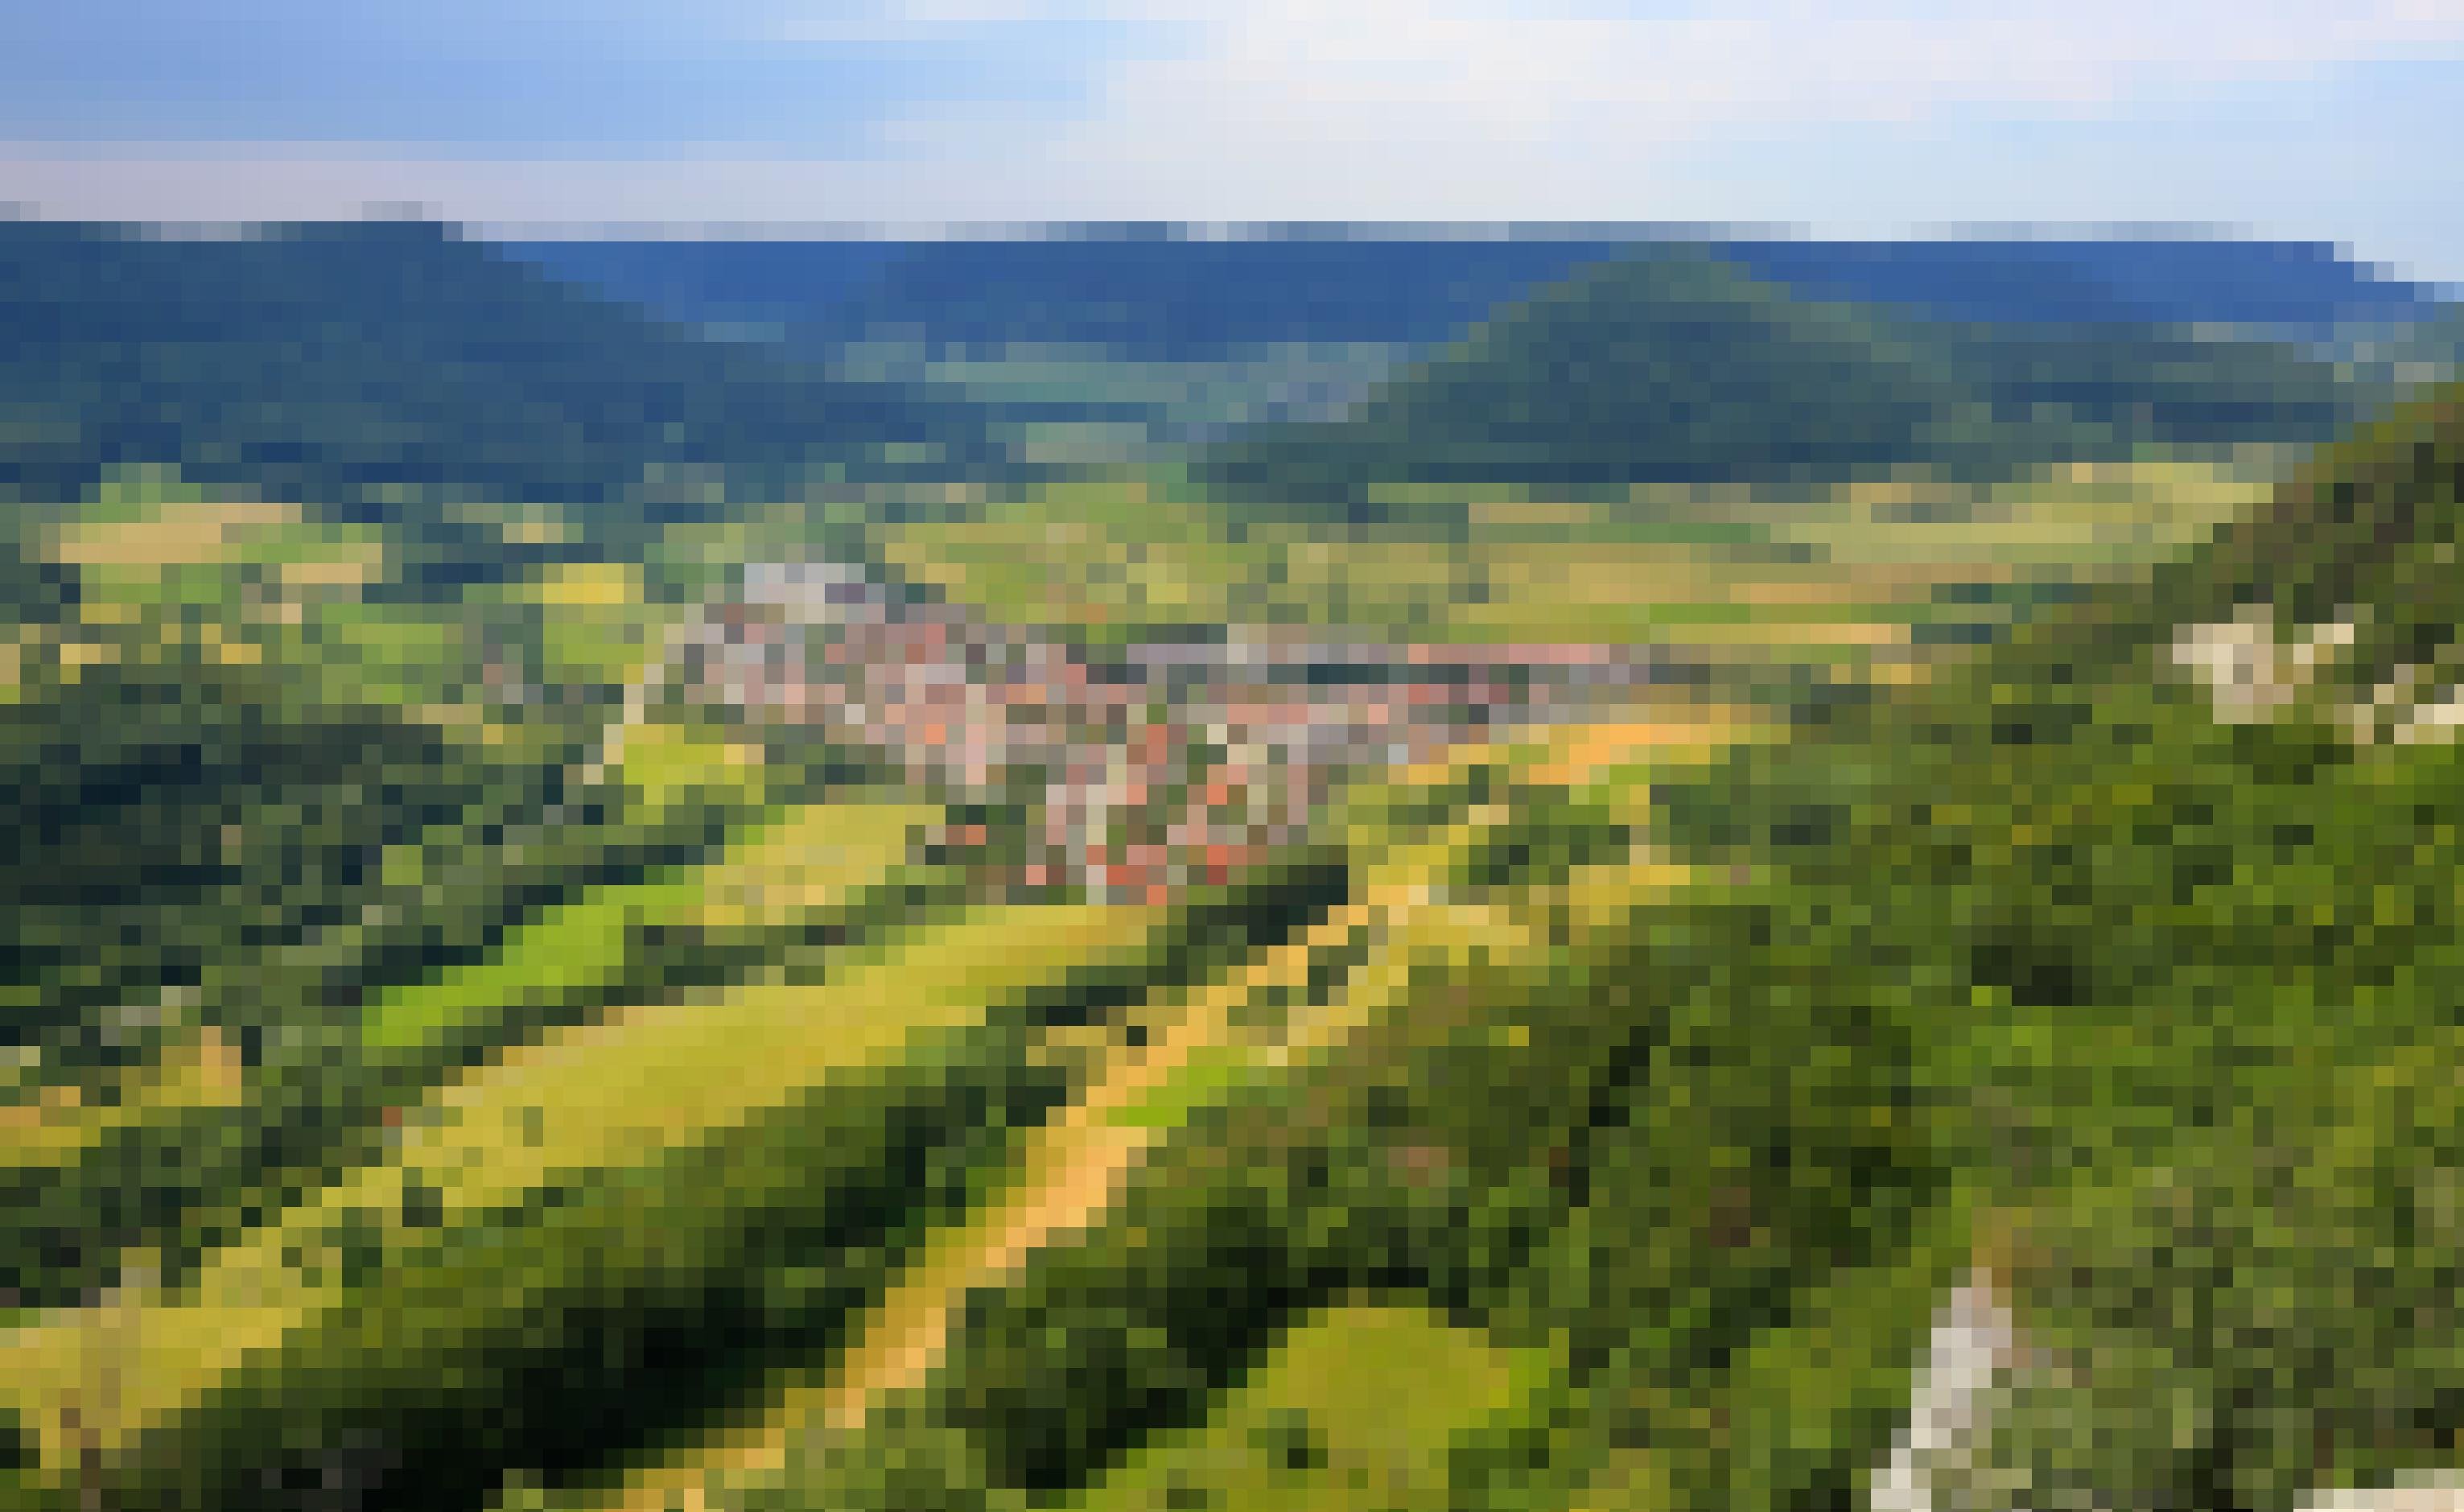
[
  {"x1": 1875, "y1": 1275, "x2": 2464, "y2": 1512},
  {"x1": 1873, "y1": 1273, "x2": 2042, "y2": 1512},
  {"x1": 2165, "y1": 604, "x2": 2464, "y2": 746},
  {"x1": 2169, "y1": 606, "x2": 2357, "y2": 725},
  {"x1": 2297, "y1": 1476, "x2": 2464, "y2": 1512}
]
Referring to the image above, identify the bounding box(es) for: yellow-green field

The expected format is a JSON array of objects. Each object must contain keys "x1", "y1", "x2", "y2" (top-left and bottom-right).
[{"x1": 871, "y1": 460, "x2": 2265, "y2": 661}]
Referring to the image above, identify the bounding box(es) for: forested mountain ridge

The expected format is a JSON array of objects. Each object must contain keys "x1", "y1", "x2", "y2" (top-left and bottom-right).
[
  {"x1": 0, "y1": 221, "x2": 999, "y2": 521},
  {"x1": 511, "y1": 233, "x2": 2445, "y2": 359},
  {"x1": 1200, "y1": 248, "x2": 2366, "y2": 509}
]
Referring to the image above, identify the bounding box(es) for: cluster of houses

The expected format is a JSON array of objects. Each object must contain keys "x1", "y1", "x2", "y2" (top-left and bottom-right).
[{"x1": 681, "y1": 560, "x2": 1676, "y2": 902}]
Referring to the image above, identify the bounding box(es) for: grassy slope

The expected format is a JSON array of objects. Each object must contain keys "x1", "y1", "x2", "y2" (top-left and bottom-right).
[
  {"x1": 874, "y1": 460, "x2": 2265, "y2": 669},
  {"x1": 1069, "y1": 1300, "x2": 1545, "y2": 1512}
]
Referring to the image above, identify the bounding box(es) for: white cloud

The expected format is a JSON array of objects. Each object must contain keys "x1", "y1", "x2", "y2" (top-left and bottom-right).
[
  {"x1": 690, "y1": 0, "x2": 2464, "y2": 228},
  {"x1": 764, "y1": 0, "x2": 1141, "y2": 44},
  {"x1": 770, "y1": 0, "x2": 2464, "y2": 130},
  {"x1": 984, "y1": 0, "x2": 2464, "y2": 205}
]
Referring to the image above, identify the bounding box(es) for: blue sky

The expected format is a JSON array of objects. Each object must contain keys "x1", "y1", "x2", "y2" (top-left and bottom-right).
[
  {"x1": 2, "y1": 0, "x2": 2458, "y2": 284},
  {"x1": 2, "y1": 2, "x2": 1156, "y2": 152}
]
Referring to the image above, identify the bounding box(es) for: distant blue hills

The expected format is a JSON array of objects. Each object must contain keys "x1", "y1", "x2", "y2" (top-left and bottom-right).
[
  {"x1": 0, "y1": 220, "x2": 2445, "y2": 516},
  {"x1": 505, "y1": 230, "x2": 2448, "y2": 359}
]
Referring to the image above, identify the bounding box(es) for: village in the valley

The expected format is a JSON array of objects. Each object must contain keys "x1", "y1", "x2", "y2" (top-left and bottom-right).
[{"x1": 679, "y1": 559, "x2": 1688, "y2": 901}]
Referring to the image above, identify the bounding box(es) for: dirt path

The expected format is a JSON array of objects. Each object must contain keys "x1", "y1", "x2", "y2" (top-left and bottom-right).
[{"x1": 593, "y1": 899, "x2": 1381, "y2": 1512}]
